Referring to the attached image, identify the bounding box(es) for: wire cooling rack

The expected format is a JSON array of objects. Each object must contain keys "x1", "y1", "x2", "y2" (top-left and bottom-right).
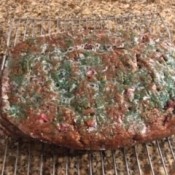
[{"x1": 1, "y1": 13, "x2": 175, "y2": 175}]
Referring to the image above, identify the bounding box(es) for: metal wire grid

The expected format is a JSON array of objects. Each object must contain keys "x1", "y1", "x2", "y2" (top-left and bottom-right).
[
  {"x1": 1, "y1": 137, "x2": 175, "y2": 175},
  {"x1": 1, "y1": 13, "x2": 172, "y2": 69},
  {"x1": 0, "y1": 14, "x2": 175, "y2": 175}
]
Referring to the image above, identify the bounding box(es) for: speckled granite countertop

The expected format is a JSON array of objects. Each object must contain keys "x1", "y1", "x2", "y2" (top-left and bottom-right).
[
  {"x1": 1, "y1": 0, "x2": 175, "y2": 53},
  {"x1": 0, "y1": 137, "x2": 175, "y2": 174},
  {"x1": 1, "y1": 1, "x2": 175, "y2": 174}
]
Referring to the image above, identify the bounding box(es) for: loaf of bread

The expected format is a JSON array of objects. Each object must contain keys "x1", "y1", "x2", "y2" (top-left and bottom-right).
[{"x1": 2, "y1": 30, "x2": 175, "y2": 149}]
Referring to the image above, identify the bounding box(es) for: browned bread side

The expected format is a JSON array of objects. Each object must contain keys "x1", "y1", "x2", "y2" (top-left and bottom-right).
[{"x1": 2, "y1": 31, "x2": 175, "y2": 150}]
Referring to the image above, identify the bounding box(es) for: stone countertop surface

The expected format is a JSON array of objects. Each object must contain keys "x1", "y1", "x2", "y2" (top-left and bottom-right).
[
  {"x1": 0, "y1": 137, "x2": 175, "y2": 174},
  {"x1": 1, "y1": 1, "x2": 175, "y2": 174},
  {"x1": 0, "y1": 1, "x2": 175, "y2": 51}
]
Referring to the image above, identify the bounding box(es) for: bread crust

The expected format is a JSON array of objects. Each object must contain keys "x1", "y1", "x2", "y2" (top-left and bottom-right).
[{"x1": 2, "y1": 31, "x2": 175, "y2": 150}]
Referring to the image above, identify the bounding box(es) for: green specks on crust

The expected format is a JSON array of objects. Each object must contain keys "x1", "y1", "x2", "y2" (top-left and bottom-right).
[
  {"x1": 10, "y1": 75, "x2": 24, "y2": 87},
  {"x1": 6, "y1": 32, "x2": 175, "y2": 132},
  {"x1": 8, "y1": 104, "x2": 25, "y2": 118},
  {"x1": 51, "y1": 60, "x2": 78, "y2": 101},
  {"x1": 80, "y1": 52, "x2": 102, "y2": 66},
  {"x1": 20, "y1": 55, "x2": 35, "y2": 73}
]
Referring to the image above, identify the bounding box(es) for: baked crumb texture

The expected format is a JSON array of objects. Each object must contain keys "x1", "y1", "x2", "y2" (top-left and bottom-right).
[{"x1": 2, "y1": 30, "x2": 175, "y2": 149}]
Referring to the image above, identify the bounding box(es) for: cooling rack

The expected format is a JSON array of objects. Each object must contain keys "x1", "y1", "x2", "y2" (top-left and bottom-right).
[{"x1": 1, "y1": 13, "x2": 175, "y2": 175}]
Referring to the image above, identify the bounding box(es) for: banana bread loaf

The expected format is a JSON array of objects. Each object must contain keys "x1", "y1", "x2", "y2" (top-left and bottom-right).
[{"x1": 2, "y1": 30, "x2": 175, "y2": 149}]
